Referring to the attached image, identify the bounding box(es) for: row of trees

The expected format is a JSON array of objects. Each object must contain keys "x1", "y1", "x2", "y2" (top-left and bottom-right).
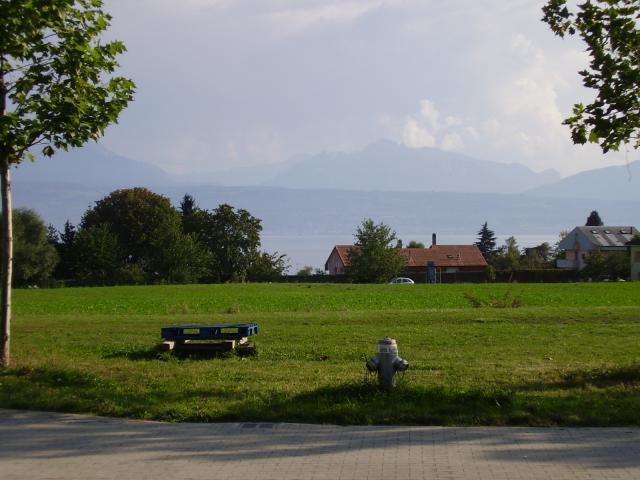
[
  {"x1": 9, "y1": 188, "x2": 288, "y2": 287},
  {"x1": 476, "y1": 223, "x2": 561, "y2": 271}
]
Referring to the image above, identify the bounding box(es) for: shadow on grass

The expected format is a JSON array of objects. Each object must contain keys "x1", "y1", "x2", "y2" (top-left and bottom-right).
[
  {"x1": 562, "y1": 365, "x2": 640, "y2": 388},
  {"x1": 516, "y1": 364, "x2": 640, "y2": 391},
  {"x1": 101, "y1": 346, "x2": 166, "y2": 361},
  {"x1": 101, "y1": 345, "x2": 255, "y2": 361},
  {"x1": 2, "y1": 364, "x2": 640, "y2": 427}
]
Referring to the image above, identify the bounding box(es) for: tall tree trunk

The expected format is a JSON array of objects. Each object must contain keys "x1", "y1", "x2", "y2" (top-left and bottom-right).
[
  {"x1": 0, "y1": 65, "x2": 10, "y2": 367},
  {"x1": 0, "y1": 155, "x2": 11, "y2": 367}
]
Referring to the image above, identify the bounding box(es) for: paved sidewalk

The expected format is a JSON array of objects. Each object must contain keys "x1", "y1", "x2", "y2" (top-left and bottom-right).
[{"x1": 1, "y1": 409, "x2": 639, "y2": 480}]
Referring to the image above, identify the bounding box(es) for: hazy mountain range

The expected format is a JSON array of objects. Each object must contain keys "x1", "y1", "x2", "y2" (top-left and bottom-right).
[
  {"x1": 14, "y1": 143, "x2": 174, "y2": 187},
  {"x1": 209, "y1": 140, "x2": 563, "y2": 194},
  {"x1": 526, "y1": 160, "x2": 639, "y2": 201},
  {"x1": 11, "y1": 141, "x2": 639, "y2": 236}
]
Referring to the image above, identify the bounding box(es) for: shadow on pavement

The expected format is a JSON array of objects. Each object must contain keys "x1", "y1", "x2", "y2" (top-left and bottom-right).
[{"x1": 0, "y1": 407, "x2": 639, "y2": 470}]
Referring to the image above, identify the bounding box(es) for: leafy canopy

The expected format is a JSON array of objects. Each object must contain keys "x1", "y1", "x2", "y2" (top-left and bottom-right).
[
  {"x1": 2, "y1": 208, "x2": 58, "y2": 286},
  {"x1": 197, "y1": 204, "x2": 263, "y2": 283},
  {"x1": 347, "y1": 218, "x2": 406, "y2": 283},
  {"x1": 582, "y1": 250, "x2": 630, "y2": 279},
  {"x1": 542, "y1": 0, "x2": 639, "y2": 152},
  {"x1": 80, "y1": 188, "x2": 207, "y2": 284},
  {"x1": 178, "y1": 197, "x2": 285, "y2": 283},
  {"x1": 492, "y1": 236, "x2": 521, "y2": 272},
  {"x1": 0, "y1": 0, "x2": 135, "y2": 162}
]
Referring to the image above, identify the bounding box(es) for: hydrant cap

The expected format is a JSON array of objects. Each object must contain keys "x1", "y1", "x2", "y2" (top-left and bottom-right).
[{"x1": 377, "y1": 336, "x2": 399, "y2": 354}]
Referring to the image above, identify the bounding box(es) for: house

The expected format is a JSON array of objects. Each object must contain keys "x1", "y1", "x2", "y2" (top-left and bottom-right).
[
  {"x1": 628, "y1": 235, "x2": 640, "y2": 281},
  {"x1": 325, "y1": 243, "x2": 488, "y2": 276},
  {"x1": 556, "y1": 225, "x2": 638, "y2": 270}
]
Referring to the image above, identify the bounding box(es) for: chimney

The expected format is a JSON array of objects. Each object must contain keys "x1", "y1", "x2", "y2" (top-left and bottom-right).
[{"x1": 432, "y1": 233, "x2": 437, "y2": 246}]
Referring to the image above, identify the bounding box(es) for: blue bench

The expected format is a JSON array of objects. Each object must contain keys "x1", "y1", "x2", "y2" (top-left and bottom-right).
[{"x1": 161, "y1": 323, "x2": 259, "y2": 342}]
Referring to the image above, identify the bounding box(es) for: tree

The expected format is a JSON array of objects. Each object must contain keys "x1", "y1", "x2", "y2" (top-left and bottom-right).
[
  {"x1": 586, "y1": 210, "x2": 604, "y2": 226},
  {"x1": 582, "y1": 250, "x2": 630, "y2": 279},
  {"x1": 2, "y1": 208, "x2": 58, "y2": 286},
  {"x1": 296, "y1": 265, "x2": 314, "y2": 276},
  {"x1": 493, "y1": 236, "x2": 521, "y2": 272},
  {"x1": 192, "y1": 204, "x2": 263, "y2": 282},
  {"x1": 521, "y1": 242, "x2": 553, "y2": 269},
  {"x1": 553, "y1": 229, "x2": 570, "y2": 263},
  {"x1": 73, "y1": 223, "x2": 126, "y2": 285},
  {"x1": 542, "y1": 0, "x2": 639, "y2": 152},
  {"x1": 407, "y1": 240, "x2": 425, "y2": 248},
  {"x1": 147, "y1": 226, "x2": 209, "y2": 284},
  {"x1": 246, "y1": 251, "x2": 289, "y2": 282},
  {"x1": 0, "y1": 1, "x2": 134, "y2": 365},
  {"x1": 475, "y1": 222, "x2": 497, "y2": 261},
  {"x1": 346, "y1": 218, "x2": 406, "y2": 283},
  {"x1": 79, "y1": 188, "x2": 205, "y2": 283},
  {"x1": 179, "y1": 193, "x2": 206, "y2": 236},
  {"x1": 51, "y1": 220, "x2": 78, "y2": 280},
  {"x1": 178, "y1": 197, "x2": 271, "y2": 283}
]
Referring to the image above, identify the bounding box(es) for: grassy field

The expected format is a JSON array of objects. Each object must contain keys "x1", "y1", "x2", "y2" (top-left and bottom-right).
[{"x1": 1, "y1": 283, "x2": 640, "y2": 426}]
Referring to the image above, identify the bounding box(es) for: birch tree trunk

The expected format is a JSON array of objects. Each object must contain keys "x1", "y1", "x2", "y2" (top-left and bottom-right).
[
  {"x1": 0, "y1": 155, "x2": 11, "y2": 368},
  {"x1": 0, "y1": 68, "x2": 11, "y2": 367}
]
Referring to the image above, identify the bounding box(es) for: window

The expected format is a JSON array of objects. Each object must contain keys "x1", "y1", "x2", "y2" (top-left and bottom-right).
[{"x1": 634, "y1": 251, "x2": 640, "y2": 263}]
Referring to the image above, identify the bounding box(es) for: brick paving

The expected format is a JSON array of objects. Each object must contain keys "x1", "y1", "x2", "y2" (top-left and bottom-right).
[{"x1": 1, "y1": 409, "x2": 639, "y2": 479}]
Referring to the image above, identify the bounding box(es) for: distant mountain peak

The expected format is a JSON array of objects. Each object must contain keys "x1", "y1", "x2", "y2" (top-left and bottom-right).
[
  {"x1": 262, "y1": 140, "x2": 561, "y2": 194},
  {"x1": 527, "y1": 160, "x2": 639, "y2": 201},
  {"x1": 13, "y1": 142, "x2": 174, "y2": 188},
  {"x1": 363, "y1": 138, "x2": 403, "y2": 152}
]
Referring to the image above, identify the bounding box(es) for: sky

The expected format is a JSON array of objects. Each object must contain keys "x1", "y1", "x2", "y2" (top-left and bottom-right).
[{"x1": 99, "y1": 0, "x2": 637, "y2": 179}]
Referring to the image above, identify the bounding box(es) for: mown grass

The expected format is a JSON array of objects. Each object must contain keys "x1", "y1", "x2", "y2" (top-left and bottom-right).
[
  {"x1": 12, "y1": 282, "x2": 640, "y2": 315},
  {"x1": 2, "y1": 283, "x2": 640, "y2": 426}
]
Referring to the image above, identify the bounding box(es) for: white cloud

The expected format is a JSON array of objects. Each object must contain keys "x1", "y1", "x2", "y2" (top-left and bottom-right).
[
  {"x1": 401, "y1": 99, "x2": 464, "y2": 152},
  {"x1": 389, "y1": 31, "x2": 629, "y2": 175},
  {"x1": 441, "y1": 133, "x2": 463, "y2": 151},
  {"x1": 509, "y1": 33, "x2": 535, "y2": 57},
  {"x1": 419, "y1": 99, "x2": 440, "y2": 129},
  {"x1": 444, "y1": 116, "x2": 462, "y2": 127},
  {"x1": 403, "y1": 117, "x2": 436, "y2": 148},
  {"x1": 163, "y1": 136, "x2": 213, "y2": 175},
  {"x1": 268, "y1": 1, "x2": 384, "y2": 33}
]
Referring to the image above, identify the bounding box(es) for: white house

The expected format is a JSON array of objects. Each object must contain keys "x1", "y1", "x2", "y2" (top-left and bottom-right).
[{"x1": 557, "y1": 226, "x2": 638, "y2": 270}]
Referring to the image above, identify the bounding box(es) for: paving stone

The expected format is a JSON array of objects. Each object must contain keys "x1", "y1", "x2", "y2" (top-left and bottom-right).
[{"x1": 1, "y1": 409, "x2": 639, "y2": 479}]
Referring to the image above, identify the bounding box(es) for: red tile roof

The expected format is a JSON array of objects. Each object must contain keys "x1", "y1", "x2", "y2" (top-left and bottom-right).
[{"x1": 328, "y1": 245, "x2": 487, "y2": 268}]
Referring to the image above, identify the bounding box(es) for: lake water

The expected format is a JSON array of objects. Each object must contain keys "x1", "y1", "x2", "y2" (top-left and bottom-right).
[{"x1": 261, "y1": 233, "x2": 558, "y2": 272}]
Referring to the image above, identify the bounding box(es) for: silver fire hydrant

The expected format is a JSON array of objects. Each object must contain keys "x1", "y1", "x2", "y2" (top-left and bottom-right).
[{"x1": 366, "y1": 336, "x2": 409, "y2": 390}]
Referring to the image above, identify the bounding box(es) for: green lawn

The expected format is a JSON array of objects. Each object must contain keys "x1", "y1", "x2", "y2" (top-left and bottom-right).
[{"x1": 1, "y1": 283, "x2": 639, "y2": 426}]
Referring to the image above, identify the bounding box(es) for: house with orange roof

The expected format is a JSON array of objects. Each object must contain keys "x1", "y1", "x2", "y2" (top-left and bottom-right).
[{"x1": 324, "y1": 239, "x2": 488, "y2": 277}]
